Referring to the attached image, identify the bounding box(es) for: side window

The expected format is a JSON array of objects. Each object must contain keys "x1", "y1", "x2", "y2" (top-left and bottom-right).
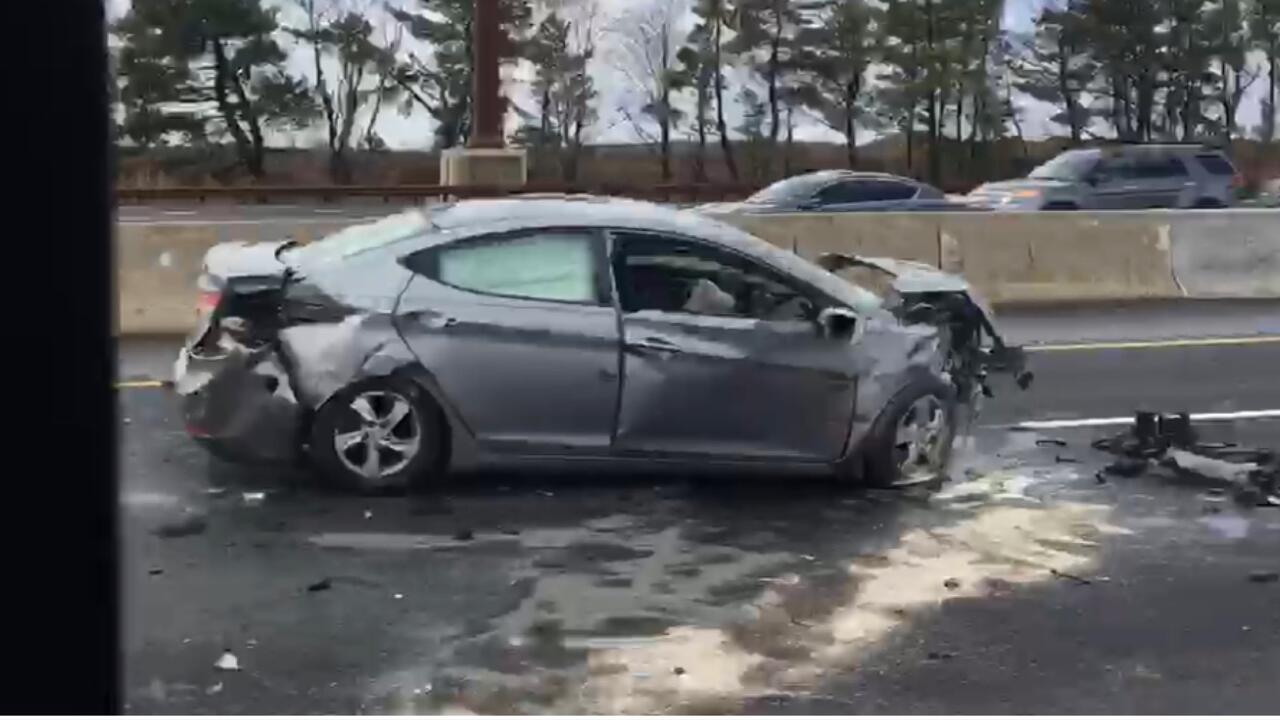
[
  {"x1": 409, "y1": 229, "x2": 603, "y2": 304},
  {"x1": 612, "y1": 232, "x2": 817, "y2": 322},
  {"x1": 1196, "y1": 154, "x2": 1236, "y2": 176},
  {"x1": 1096, "y1": 155, "x2": 1135, "y2": 180},
  {"x1": 816, "y1": 180, "x2": 917, "y2": 206},
  {"x1": 815, "y1": 181, "x2": 865, "y2": 206},
  {"x1": 1133, "y1": 155, "x2": 1188, "y2": 179}
]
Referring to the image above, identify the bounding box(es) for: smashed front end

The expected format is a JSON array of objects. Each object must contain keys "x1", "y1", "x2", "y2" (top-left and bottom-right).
[{"x1": 816, "y1": 253, "x2": 1034, "y2": 407}]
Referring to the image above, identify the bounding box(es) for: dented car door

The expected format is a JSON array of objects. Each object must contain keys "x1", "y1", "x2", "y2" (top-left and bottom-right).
[
  {"x1": 396, "y1": 228, "x2": 621, "y2": 454},
  {"x1": 609, "y1": 231, "x2": 859, "y2": 462}
]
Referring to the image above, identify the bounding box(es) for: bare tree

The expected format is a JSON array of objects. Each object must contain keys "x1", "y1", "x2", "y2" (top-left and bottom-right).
[
  {"x1": 292, "y1": 0, "x2": 395, "y2": 182},
  {"x1": 607, "y1": 0, "x2": 689, "y2": 181}
]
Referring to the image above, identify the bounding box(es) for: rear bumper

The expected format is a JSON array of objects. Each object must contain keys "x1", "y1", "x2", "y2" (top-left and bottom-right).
[{"x1": 175, "y1": 345, "x2": 304, "y2": 465}]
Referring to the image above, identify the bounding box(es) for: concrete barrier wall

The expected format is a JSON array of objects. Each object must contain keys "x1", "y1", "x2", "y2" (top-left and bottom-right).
[
  {"x1": 721, "y1": 211, "x2": 1193, "y2": 304},
  {"x1": 1167, "y1": 211, "x2": 1280, "y2": 298},
  {"x1": 116, "y1": 210, "x2": 1278, "y2": 336},
  {"x1": 933, "y1": 213, "x2": 1186, "y2": 303},
  {"x1": 116, "y1": 220, "x2": 353, "y2": 335}
]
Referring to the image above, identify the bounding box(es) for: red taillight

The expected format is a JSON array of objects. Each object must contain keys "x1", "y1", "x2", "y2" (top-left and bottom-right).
[{"x1": 195, "y1": 290, "x2": 221, "y2": 314}]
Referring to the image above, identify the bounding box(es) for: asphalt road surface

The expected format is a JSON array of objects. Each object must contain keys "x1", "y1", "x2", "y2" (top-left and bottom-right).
[{"x1": 119, "y1": 301, "x2": 1280, "y2": 714}]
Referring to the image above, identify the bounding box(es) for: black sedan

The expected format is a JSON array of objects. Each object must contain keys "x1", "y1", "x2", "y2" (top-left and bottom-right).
[{"x1": 696, "y1": 171, "x2": 977, "y2": 215}]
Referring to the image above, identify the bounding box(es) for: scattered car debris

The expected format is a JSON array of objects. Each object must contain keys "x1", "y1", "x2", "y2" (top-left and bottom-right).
[
  {"x1": 1055, "y1": 455, "x2": 1079, "y2": 464},
  {"x1": 241, "y1": 492, "x2": 266, "y2": 506},
  {"x1": 393, "y1": 593, "x2": 404, "y2": 600},
  {"x1": 1036, "y1": 438, "x2": 1068, "y2": 447},
  {"x1": 1050, "y1": 568, "x2": 1093, "y2": 585},
  {"x1": 943, "y1": 578, "x2": 961, "y2": 590},
  {"x1": 1095, "y1": 471, "x2": 1108, "y2": 485},
  {"x1": 1093, "y1": 412, "x2": 1279, "y2": 506},
  {"x1": 205, "y1": 682, "x2": 223, "y2": 696},
  {"x1": 1247, "y1": 571, "x2": 1278, "y2": 584},
  {"x1": 205, "y1": 487, "x2": 228, "y2": 496},
  {"x1": 364, "y1": 510, "x2": 373, "y2": 520},
  {"x1": 673, "y1": 667, "x2": 687, "y2": 676},
  {"x1": 306, "y1": 578, "x2": 333, "y2": 593},
  {"x1": 926, "y1": 651, "x2": 958, "y2": 661},
  {"x1": 213, "y1": 651, "x2": 240, "y2": 671}
]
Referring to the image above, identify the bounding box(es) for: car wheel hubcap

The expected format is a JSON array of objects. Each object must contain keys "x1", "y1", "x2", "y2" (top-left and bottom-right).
[
  {"x1": 894, "y1": 395, "x2": 948, "y2": 480},
  {"x1": 333, "y1": 391, "x2": 421, "y2": 480}
]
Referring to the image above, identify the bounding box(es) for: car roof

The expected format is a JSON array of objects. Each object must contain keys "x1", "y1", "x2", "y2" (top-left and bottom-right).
[
  {"x1": 409, "y1": 195, "x2": 884, "y2": 310},
  {"x1": 796, "y1": 170, "x2": 924, "y2": 184}
]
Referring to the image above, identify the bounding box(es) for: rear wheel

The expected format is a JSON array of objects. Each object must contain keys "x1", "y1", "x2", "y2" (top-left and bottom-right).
[
  {"x1": 308, "y1": 377, "x2": 444, "y2": 494},
  {"x1": 860, "y1": 377, "x2": 957, "y2": 488}
]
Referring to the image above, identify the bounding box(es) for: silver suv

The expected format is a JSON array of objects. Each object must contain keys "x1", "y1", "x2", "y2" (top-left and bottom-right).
[{"x1": 967, "y1": 144, "x2": 1241, "y2": 211}]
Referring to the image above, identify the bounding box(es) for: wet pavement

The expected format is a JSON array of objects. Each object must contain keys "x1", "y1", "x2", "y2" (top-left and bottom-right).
[{"x1": 121, "y1": 383, "x2": 1280, "y2": 714}]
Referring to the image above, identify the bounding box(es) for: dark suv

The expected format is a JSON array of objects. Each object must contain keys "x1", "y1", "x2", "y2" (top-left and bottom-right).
[{"x1": 967, "y1": 144, "x2": 1241, "y2": 210}]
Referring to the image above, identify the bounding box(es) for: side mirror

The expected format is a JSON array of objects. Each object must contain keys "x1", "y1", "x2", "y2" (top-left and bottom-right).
[
  {"x1": 818, "y1": 307, "x2": 860, "y2": 339},
  {"x1": 797, "y1": 197, "x2": 821, "y2": 210}
]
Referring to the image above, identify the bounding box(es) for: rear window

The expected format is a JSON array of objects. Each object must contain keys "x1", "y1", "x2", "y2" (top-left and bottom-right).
[
  {"x1": 1195, "y1": 154, "x2": 1236, "y2": 176},
  {"x1": 292, "y1": 210, "x2": 430, "y2": 264},
  {"x1": 432, "y1": 230, "x2": 600, "y2": 304}
]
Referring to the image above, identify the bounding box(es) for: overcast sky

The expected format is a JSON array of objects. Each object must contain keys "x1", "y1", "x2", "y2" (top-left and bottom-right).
[{"x1": 107, "y1": 0, "x2": 1269, "y2": 149}]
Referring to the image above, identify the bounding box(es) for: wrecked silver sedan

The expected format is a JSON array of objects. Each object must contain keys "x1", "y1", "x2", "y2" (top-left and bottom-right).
[{"x1": 175, "y1": 197, "x2": 1029, "y2": 493}]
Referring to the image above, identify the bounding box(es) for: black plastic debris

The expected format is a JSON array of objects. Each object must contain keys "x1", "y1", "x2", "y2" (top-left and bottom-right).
[
  {"x1": 927, "y1": 651, "x2": 958, "y2": 661},
  {"x1": 1050, "y1": 568, "x2": 1092, "y2": 585},
  {"x1": 148, "y1": 568, "x2": 164, "y2": 576},
  {"x1": 307, "y1": 578, "x2": 333, "y2": 593},
  {"x1": 1247, "y1": 571, "x2": 1278, "y2": 584},
  {"x1": 1092, "y1": 412, "x2": 1279, "y2": 506},
  {"x1": 673, "y1": 667, "x2": 687, "y2": 676},
  {"x1": 943, "y1": 578, "x2": 961, "y2": 590},
  {"x1": 1036, "y1": 438, "x2": 1068, "y2": 447}
]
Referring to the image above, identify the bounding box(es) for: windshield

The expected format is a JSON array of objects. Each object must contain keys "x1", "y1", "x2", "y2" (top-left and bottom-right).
[
  {"x1": 745, "y1": 175, "x2": 832, "y2": 205},
  {"x1": 1029, "y1": 151, "x2": 1098, "y2": 180}
]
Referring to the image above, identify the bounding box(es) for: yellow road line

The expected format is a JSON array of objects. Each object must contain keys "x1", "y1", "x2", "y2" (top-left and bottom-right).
[
  {"x1": 1025, "y1": 336, "x2": 1280, "y2": 353},
  {"x1": 116, "y1": 380, "x2": 168, "y2": 389}
]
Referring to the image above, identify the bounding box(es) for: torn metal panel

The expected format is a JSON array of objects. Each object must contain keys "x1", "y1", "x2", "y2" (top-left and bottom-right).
[
  {"x1": 817, "y1": 252, "x2": 1032, "y2": 394},
  {"x1": 176, "y1": 342, "x2": 301, "y2": 464},
  {"x1": 276, "y1": 314, "x2": 418, "y2": 409}
]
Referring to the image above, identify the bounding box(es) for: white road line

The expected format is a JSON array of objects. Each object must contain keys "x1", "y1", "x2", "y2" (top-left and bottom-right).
[
  {"x1": 1012, "y1": 409, "x2": 1280, "y2": 430},
  {"x1": 1025, "y1": 336, "x2": 1280, "y2": 352},
  {"x1": 163, "y1": 209, "x2": 198, "y2": 216}
]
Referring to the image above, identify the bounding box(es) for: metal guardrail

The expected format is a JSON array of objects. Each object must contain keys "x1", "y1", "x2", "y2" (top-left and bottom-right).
[{"x1": 115, "y1": 182, "x2": 759, "y2": 204}]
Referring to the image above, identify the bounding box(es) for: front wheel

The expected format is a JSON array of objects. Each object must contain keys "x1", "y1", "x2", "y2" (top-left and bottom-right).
[
  {"x1": 860, "y1": 377, "x2": 958, "y2": 488},
  {"x1": 308, "y1": 377, "x2": 444, "y2": 494}
]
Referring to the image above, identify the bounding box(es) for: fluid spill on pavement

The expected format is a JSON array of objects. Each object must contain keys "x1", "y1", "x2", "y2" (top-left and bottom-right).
[{"x1": 367, "y1": 459, "x2": 1131, "y2": 715}]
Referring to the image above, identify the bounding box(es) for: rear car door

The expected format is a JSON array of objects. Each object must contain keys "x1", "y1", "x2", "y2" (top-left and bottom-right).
[
  {"x1": 1131, "y1": 153, "x2": 1193, "y2": 208},
  {"x1": 609, "y1": 230, "x2": 859, "y2": 462},
  {"x1": 396, "y1": 228, "x2": 621, "y2": 454},
  {"x1": 1090, "y1": 155, "x2": 1142, "y2": 209}
]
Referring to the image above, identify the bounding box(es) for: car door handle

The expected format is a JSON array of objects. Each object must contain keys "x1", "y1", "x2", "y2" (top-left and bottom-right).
[{"x1": 628, "y1": 337, "x2": 684, "y2": 355}]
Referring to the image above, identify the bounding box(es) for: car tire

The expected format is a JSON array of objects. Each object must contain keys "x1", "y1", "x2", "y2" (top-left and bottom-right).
[
  {"x1": 1193, "y1": 198, "x2": 1225, "y2": 209},
  {"x1": 859, "y1": 376, "x2": 958, "y2": 488},
  {"x1": 308, "y1": 376, "x2": 445, "y2": 494},
  {"x1": 1043, "y1": 202, "x2": 1078, "y2": 211}
]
